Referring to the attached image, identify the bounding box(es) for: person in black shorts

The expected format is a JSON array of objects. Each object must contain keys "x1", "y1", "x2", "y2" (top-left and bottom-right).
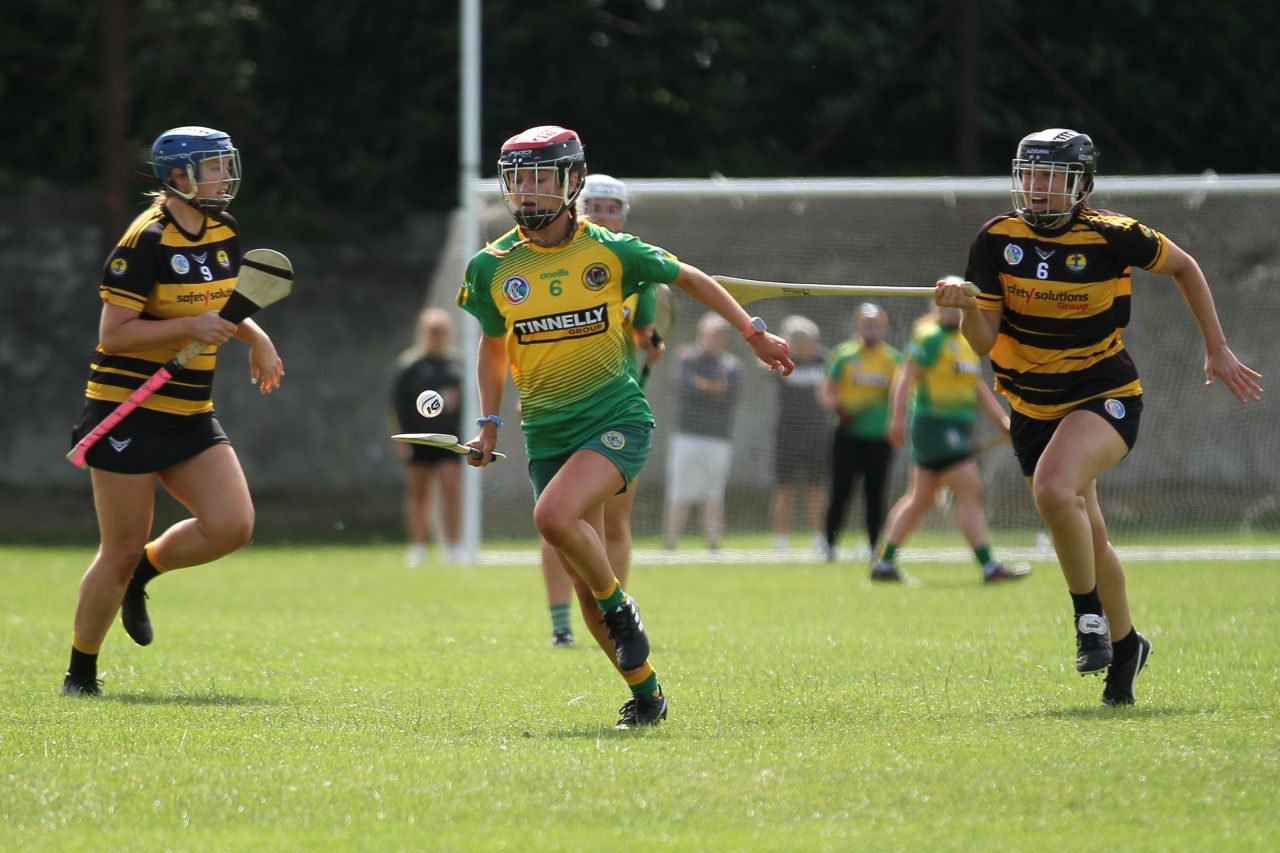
[
  {"x1": 936, "y1": 128, "x2": 1262, "y2": 706},
  {"x1": 62, "y1": 126, "x2": 285, "y2": 697},
  {"x1": 391, "y1": 307, "x2": 464, "y2": 566}
]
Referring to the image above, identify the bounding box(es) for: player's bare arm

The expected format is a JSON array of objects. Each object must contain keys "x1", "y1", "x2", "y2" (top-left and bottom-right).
[
  {"x1": 976, "y1": 380, "x2": 1010, "y2": 432},
  {"x1": 233, "y1": 318, "x2": 284, "y2": 393},
  {"x1": 671, "y1": 262, "x2": 795, "y2": 375},
  {"x1": 464, "y1": 332, "x2": 508, "y2": 465},
  {"x1": 886, "y1": 361, "x2": 920, "y2": 449},
  {"x1": 935, "y1": 280, "x2": 1000, "y2": 356},
  {"x1": 98, "y1": 302, "x2": 237, "y2": 353},
  {"x1": 1154, "y1": 240, "x2": 1263, "y2": 402}
]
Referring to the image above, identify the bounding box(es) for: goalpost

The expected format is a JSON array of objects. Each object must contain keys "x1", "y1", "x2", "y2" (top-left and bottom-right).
[{"x1": 436, "y1": 170, "x2": 1280, "y2": 555}]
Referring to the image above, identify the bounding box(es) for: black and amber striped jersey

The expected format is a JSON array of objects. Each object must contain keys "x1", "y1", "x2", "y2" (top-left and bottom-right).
[
  {"x1": 965, "y1": 207, "x2": 1168, "y2": 419},
  {"x1": 87, "y1": 204, "x2": 241, "y2": 415}
]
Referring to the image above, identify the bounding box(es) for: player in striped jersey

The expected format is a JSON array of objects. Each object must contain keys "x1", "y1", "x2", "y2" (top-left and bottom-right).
[
  {"x1": 61, "y1": 127, "x2": 285, "y2": 697},
  {"x1": 936, "y1": 128, "x2": 1262, "y2": 705},
  {"x1": 457, "y1": 126, "x2": 792, "y2": 728}
]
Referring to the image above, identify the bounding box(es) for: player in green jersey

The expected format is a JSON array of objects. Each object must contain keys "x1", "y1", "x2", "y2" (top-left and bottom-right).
[
  {"x1": 871, "y1": 305, "x2": 1028, "y2": 584},
  {"x1": 457, "y1": 126, "x2": 793, "y2": 728}
]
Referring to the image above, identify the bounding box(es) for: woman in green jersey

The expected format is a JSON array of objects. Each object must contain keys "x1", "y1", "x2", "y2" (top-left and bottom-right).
[
  {"x1": 457, "y1": 126, "x2": 793, "y2": 728},
  {"x1": 871, "y1": 305, "x2": 1027, "y2": 584}
]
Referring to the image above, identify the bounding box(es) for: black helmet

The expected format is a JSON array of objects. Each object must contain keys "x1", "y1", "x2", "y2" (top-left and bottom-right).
[
  {"x1": 1011, "y1": 128, "x2": 1097, "y2": 228},
  {"x1": 497, "y1": 125, "x2": 587, "y2": 230}
]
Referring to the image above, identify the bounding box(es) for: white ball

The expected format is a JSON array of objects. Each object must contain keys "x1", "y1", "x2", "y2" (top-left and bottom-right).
[{"x1": 416, "y1": 389, "x2": 444, "y2": 418}]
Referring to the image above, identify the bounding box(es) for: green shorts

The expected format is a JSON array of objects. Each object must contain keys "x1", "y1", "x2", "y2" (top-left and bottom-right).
[
  {"x1": 910, "y1": 413, "x2": 975, "y2": 470},
  {"x1": 528, "y1": 421, "x2": 653, "y2": 500}
]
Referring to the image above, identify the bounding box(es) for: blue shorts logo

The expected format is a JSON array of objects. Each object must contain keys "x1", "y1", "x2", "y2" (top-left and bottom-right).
[
  {"x1": 600, "y1": 430, "x2": 626, "y2": 450},
  {"x1": 1104, "y1": 398, "x2": 1126, "y2": 419}
]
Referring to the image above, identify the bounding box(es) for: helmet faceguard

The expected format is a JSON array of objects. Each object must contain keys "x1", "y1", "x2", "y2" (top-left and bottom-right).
[
  {"x1": 497, "y1": 126, "x2": 586, "y2": 230},
  {"x1": 1011, "y1": 128, "x2": 1096, "y2": 229},
  {"x1": 150, "y1": 126, "x2": 241, "y2": 212},
  {"x1": 578, "y1": 173, "x2": 630, "y2": 227}
]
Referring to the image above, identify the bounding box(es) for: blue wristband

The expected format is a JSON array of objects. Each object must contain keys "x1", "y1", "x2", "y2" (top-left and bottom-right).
[{"x1": 476, "y1": 415, "x2": 504, "y2": 429}]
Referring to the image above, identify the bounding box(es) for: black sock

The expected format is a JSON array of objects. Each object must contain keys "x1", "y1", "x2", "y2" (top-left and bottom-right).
[
  {"x1": 132, "y1": 551, "x2": 159, "y2": 587},
  {"x1": 68, "y1": 647, "x2": 98, "y2": 681},
  {"x1": 1070, "y1": 586, "x2": 1103, "y2": 616},
  {"x1": 1112, "y1": 628, "x2": 1138, "y2": 661}
]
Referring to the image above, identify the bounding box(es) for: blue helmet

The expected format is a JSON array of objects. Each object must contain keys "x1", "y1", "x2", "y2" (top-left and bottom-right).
[{"x1": 149, "y1": 126, "x2": 241, "y2": 212}]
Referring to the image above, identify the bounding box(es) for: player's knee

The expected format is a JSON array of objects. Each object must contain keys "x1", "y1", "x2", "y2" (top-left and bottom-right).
[
  {"x1": 1031, "y1": 477, "x2": 1082, "y2": 516},
  {"x1": 206, "y1": 510, "x2": 255, "y2": 553},
  {"x1": 532, "y1": 505, "x2": 571, "y2": 546}
]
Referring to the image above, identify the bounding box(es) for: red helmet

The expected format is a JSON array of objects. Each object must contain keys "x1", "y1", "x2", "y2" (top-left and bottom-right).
[{"x1": 497, "y1": 126, "x2": 587, "y2": 230}]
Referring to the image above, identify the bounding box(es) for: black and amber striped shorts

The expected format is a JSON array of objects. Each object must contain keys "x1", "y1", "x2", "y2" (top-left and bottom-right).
[{"x1": 70, "y1": 400, "x2": 230, "y2": 474}]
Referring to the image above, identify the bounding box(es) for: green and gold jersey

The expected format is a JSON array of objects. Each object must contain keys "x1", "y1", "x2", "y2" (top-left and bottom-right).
[
  {"x1": 86, "y1": 204, "x2": 241, "y2": 415},
  {"x1": 966, "y1": 207, "x2": 1167, "y2": 419},
  {"x1": 825, "y1": 340, "x2": 903, "y2": 439},
  {"x1": 456, "y1": 220, "x2": 680, "y2": 458},
  {"x1": 906, "y1": 323, "x2": 981, "y2": 421}
]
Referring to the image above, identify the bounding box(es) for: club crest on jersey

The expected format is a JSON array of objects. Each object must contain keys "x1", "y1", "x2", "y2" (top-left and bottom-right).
[
  {"x1": 600, "y1": 430, "x2": 626, "y2": 450},
  {"x1": 170, "y1": 254, "x2": 191, "y2": 275},
  {"x1": 109, "y1": 257, "x2": 128, "y2": 277},
  {"x1": 1066, "y1": 253, "x2": 1087, "y2": 272},
  {"x1": 1003, "y1": 244, "x2": 1024, "y2": 266},
  {"x1": 1104, "y1": 398, "x2": 1126, "y2": 419},
  {"x1": 582, "y1": 263, "x2": 610, "y2": 291},
  {"x1": 217, "y1": 249, "x2": 231, "y2": 268},
  {"x1": 503, "y1": 275, "x2": 531, "y2": 305}
]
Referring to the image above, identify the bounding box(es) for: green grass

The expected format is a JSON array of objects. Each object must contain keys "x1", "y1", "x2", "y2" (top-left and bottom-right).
[{"x1": 3, "y1": 544, "x2": 1277, "y2": 851}]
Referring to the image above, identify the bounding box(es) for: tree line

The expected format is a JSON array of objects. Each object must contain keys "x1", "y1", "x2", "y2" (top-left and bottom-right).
[{"x1": 3, "y1": 0, "x2": 1277, "y2": 239}]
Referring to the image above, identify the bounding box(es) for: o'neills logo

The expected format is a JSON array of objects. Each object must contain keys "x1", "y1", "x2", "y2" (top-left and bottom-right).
[
  {"x1": 177, "y1": 287, "x2": 235, "y2": 305},
  {"x1": 513, "y1": 304, "x2": 609, "y2": 344}
]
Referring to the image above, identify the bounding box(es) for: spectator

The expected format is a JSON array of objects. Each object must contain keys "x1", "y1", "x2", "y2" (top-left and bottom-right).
[
  {"x1": 769, "y1": 315, "x2": 830, "y2": 554},
  {"x1": 663, "y1": 312, "x2": 742, "y2": 552},
  {"x1": 391, "y1": 308, "x2": 464, "y2": 566}
]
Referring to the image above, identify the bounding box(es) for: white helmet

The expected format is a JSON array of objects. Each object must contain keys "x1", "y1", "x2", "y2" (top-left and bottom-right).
[{"x1": 578, "y1": 173, "x2": 631, "y2": 223}]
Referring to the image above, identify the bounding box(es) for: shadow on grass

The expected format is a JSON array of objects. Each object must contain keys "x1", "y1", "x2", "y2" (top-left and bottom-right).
[
  {"x1": 109, "y1": 693, "x2": 275, "y2": 707},
  {"x1": 1025, "y1": 705, "x2": 1204, "y2": 721}
]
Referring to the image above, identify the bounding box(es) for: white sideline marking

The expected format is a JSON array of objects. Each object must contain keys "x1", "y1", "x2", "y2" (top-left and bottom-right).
[{"x1": 477, "y1": 545, "x2": 1280, "y2": 566}]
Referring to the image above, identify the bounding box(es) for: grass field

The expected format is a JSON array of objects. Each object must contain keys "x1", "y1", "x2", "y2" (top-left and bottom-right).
[{"x1": 2, "y1": 542, "x2": 1277, "y2": 851}]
